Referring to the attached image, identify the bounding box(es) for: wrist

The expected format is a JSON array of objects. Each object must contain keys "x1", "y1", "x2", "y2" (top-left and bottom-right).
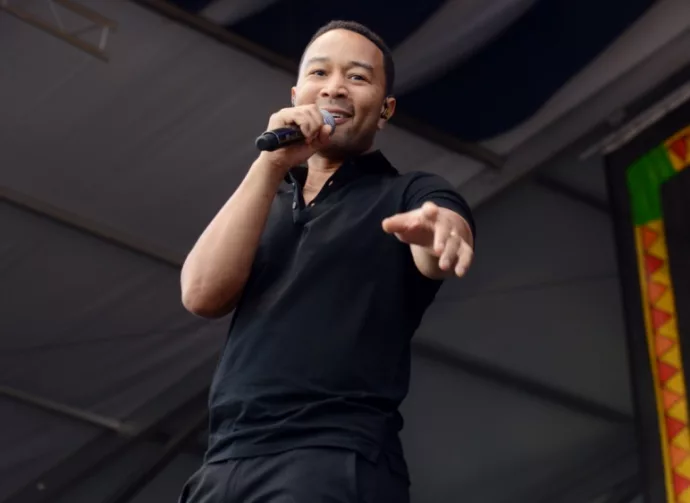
[
  {"x1": 252, "y1": 153, "x2": 290, "y2": 178},
  {"x1": 257, "y1": 152, "x2": 293, "y2": 174}
]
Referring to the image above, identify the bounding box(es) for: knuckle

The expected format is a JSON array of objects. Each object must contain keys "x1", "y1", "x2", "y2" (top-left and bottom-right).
[
  {"x1": 270, "y1": 109, "x2": 292, "y2": 126},
  {"x1": 309, "y1": 106, "x2": 322, "y2": 121}
]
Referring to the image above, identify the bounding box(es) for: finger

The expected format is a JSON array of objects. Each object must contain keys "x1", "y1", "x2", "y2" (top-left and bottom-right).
[
  {"x1": 304, "y1": 105, "x2": 323, "y2": 140},
  {"x1": 438, "y1": 235, "x2": 461, "y2": 271},
  {"x1": 382, "y1": 212, "x2": 415, "y2": 234},
  {"x1": 312, "y1": 104, "x2": 328, "y2": 122},
  {"x1": 433, "y1": 220, "x2": 451, "y2": 255},
  {"x1": 312, "y1": 124, "x2": 333, "y2": 148},
  {"x1": 455, "y1": 240, "x2": 474, "y2": 277},
  {"x1": 421, "y1": 202, "x2": 439, "y2": 223},
  {"x1": 305, "y1": 106, "x2": 326, "y2": 139},
  {"x1": 292, "y1": 112, "x2": 319, "y2": 142},
  {"x1": 288, "y1": 107, "x2": 323, "y2": 142}
]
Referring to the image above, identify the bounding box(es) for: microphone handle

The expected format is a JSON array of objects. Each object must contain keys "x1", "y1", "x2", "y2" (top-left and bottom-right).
[
  {"x1": 255, "y1": 109, "x2": 336, "y2": 152},
  {"x1": 255, "y1": 127, "x2": 305, "y2": 152}
]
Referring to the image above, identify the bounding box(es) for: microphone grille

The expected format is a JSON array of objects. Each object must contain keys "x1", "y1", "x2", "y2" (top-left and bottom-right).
[{"x1": 319, "y1": 109, "x2": 336, "y2": 134}]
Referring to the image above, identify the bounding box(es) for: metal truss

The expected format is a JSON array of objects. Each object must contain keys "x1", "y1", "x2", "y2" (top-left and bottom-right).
[
  {"x1": 0, "y1": 384, "x2": 134, "y2": 434},
  {"x1": 1, "y1": 0, "x2": 117, "y2": 61},
  {"x1": 580, "y1": 78, "x2": 690, "y2": 160},
  {"x1": 534, "y1": 173, "x2": 610, "y2": 214}
]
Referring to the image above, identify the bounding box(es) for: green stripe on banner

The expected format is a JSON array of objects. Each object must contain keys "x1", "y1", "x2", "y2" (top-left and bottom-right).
[{"x1": 626, "y1": 145, "x2": 677, "y2": 225}]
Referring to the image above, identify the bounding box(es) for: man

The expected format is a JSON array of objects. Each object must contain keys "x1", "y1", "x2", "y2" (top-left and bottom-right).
[{"x1": 179, "y1": 20, "x2": 475, "y2": 503}]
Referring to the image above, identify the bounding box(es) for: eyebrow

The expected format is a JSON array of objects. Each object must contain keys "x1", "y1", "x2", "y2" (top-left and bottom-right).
[{"x1": 304, "y1": 57, "x2": 374, "y2": 72}]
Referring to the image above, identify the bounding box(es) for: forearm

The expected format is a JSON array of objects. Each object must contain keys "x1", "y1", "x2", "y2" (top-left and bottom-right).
[{"x1": 181, "y1": 155, "x2": 285, "y2": 317}]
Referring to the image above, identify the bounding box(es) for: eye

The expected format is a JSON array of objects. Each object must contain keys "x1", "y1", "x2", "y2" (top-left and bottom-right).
[
  {"x1": 310, "y1": 69, "x2": 326, "y2": 76},
  {"x1": 349, "y1": 74, "x2": 367, "y2": 81}
]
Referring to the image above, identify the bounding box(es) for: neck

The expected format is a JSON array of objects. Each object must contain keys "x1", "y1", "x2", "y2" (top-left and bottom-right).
[
  {"x1": 306, "y1": 141, "x2": 376, "y2": 173},
  {"x1": 307, "y1": 153, "x2": 344, "y2": 174},
  {"x1": 304, "y1": 154, "x2": 343, "y2": 192}
]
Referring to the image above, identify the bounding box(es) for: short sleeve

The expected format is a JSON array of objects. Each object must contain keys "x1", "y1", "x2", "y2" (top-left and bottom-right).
[{"x1": 402, "y1": 172, "x2": 476, "y2": 242}]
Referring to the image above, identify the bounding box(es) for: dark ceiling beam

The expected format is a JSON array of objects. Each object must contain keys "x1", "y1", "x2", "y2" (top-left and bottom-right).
[
  {"x1": 464, "y1": 27, "x2": 690, "y2": 210},
  {"x1": 0, "y1": 385, "x2": 133, "y2": 435},
  {"x1": 0, "y1": 184, "x2": 182, "y2": 268},
  {"x1": 603, "y1": 477, "x2": 642, "y2": 503},
  {"x1": 4, "y1": 358, "x2": 215, "y2": 503},
  {"x1": 529, "y1": 434, "x2": 639, "y2": 503},
  {"x1": 131, "y1": 0, "x2": 690, "y2": 198},
  {"x1": 534, "y1": 174, "x2": 610, "y2": 214},
  {"x1": 130, "y1": 0, "x2": 504, "y2": 170},
  {"x1": 412, "y1": 339, "x2": 633, "y2": 424},
  {"x1": 103, "y1": 409, "x2": 208, "y2": 503}
]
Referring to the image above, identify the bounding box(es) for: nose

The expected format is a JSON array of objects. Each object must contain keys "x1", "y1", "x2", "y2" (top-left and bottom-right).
[{"x1": 319, "y1": 72, "x2": 348, "y2": 99}]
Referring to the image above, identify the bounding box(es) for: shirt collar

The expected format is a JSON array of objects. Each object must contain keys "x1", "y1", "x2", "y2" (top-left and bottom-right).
[{"x1": 284, "y1": 150, "x2": 398, "y2": 186}]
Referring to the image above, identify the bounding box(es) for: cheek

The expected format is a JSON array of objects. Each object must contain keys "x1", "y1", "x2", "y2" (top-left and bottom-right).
[
  {"x1": 353, "y1": 98, "x2": 382, "y2": 127},
  {"x1": 294, "y1": 85, "x2": 318, "y2": 104},
  {"x1": 356, "y1": 111, "x2": 380, "y2": 132}
]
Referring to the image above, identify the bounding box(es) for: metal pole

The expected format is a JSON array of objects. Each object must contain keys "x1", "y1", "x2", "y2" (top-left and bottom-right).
[
  {"x1": 0, "y1": 184, "x2": 183, "y2": 268},
  {"x1": 103, "y1": 410, "x2": 209, "y2": 503},
  {"x1": 412, "y1": 339, "x2": 633, "y2": 424},
  {"x1": 534, "y1": 174, "x2": 610, "y2": 214},
  {"x1": 3, "y1": 358, "x2": 216, "y2": 503},
  {"x1": 0, "y1": 385, "x2": 134, "y2": 434}
]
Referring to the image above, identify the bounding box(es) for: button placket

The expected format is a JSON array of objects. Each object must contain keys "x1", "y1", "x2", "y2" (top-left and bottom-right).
[
  {"x1": 308, "y1": 179, "x2": 334, "y2": 209},
  {"x1": 291, "y1": 185, "x2": 301, "y2": 223}
]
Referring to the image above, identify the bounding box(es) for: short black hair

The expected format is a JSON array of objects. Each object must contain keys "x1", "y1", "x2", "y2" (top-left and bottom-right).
[{"x1": 301, "y1": 20, "x2": 395, "y2": 96}]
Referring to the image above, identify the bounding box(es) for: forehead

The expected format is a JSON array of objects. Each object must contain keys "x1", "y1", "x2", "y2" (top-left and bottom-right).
[{"x1": 303, "y1": 29, "x2": 384, "y2": 70}]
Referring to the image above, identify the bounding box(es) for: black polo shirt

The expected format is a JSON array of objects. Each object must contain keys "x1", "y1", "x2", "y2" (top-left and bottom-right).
[{"x1": 205, "y1": 150, "x2": 475, "y2": 477}]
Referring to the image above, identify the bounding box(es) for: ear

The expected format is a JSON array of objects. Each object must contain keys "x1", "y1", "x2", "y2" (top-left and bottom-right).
[
  {"x1": 378, "y1": 96, "x2": 396, "y2": 129},
  {"x1": 290, "y1": 87, "x2": 296, "y2": 106}
]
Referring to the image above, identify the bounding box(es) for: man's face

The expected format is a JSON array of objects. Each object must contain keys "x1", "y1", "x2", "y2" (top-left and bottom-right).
[{"x1": 293, "y1": 29, "x2": 393, "y2": 157}]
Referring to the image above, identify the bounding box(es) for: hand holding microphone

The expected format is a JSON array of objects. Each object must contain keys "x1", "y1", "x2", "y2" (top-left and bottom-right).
[
  {"x1": 255, "y1": 105, "x2": 336, "y2": 172},
  {"x1": 256, "y1": 107, "x2": 336, "y2": 152}
]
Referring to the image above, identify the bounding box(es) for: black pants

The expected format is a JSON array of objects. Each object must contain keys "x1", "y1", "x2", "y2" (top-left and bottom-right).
[{"x1": 178, "y1": 448, "x2": 410, "y2": 503}]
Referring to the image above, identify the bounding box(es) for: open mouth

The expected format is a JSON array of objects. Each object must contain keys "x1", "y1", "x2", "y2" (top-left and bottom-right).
[{"x1": 324, "y1": 109, "x2": 353, "y2": 124}]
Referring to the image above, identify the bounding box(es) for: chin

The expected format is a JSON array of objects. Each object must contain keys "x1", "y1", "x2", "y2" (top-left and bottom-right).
[
  {"x1": 321, "y1": 135, "x2": 373, "y2": 157},
  {"x1": 318, "y1": 142, "x2": 366, "y2": 159},
  {"x1": 316, "y1": 144, "x2": 348, "y2": 159}
]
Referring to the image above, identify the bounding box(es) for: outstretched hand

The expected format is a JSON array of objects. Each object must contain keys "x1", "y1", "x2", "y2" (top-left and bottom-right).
[{"x1": 382, "y1": 202, "x2": 473, "y2": 278}]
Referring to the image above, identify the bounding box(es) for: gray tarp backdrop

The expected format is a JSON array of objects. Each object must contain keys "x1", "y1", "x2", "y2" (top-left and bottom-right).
[{"x1": 2, "y1": 0, "x2": 690, "y2": 501}]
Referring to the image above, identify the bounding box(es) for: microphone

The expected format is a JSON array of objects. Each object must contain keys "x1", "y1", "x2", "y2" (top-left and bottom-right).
[{"x1": 255, "y1": 109, "x2": 336, "y2": 151}]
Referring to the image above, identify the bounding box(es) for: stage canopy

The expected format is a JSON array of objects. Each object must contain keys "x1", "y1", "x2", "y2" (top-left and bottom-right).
[{"x1": 1, "y1": 0, "x2": 689, "y2": 501}]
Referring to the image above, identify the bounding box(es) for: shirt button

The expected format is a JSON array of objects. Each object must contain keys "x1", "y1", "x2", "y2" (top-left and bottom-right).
[
  {"x1": 308, "y1": 202, "x2": 315, "y2": 207},
  {"x1": 327, "y1": 181, "x2": 334, "y2": 187}
]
